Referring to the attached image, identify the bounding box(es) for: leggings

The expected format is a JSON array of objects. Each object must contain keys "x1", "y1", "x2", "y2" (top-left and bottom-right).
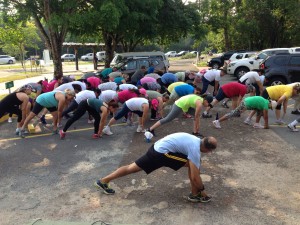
[
  {"x1": 63, "y1": 100, "x2": 100, "y2": 134},
  {"x1": 159, "y1": 104, "x2": 182, "y2": 125},
  {"x1": 62, "y1": 100, "x2": 79, "y2": 117},
  {"x1": 0, "y1": 106, "x2": 22, "y2": 122}
]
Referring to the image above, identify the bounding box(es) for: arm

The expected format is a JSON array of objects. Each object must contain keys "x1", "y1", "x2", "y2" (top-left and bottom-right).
[
  {"x1": 56, "y1": 93, "x2": 66, "y2": 125},
  {"x1": 141, "y1": 103, "x2": 149, "y2": 129},
  {"x1": 19, "y1": 95, "x2": 29, "y2": 126},
  {"x1": 263, "y1": 109, "x2": 269, "y2": 129},
  {"x1": 194, "y1": 100, "x2": 202, "y2": 133},
  {"x1": 188, "y1": 160, "x2": 207, "y2": 196},
  {"x1": 157, "y1": 97, "x2": 164, "y2": 117},
  {"x1": 257, "y1": 81, "x2": 264, "y2": 96},
  {"x1": 237, "y1": 95, "x2": 243, "y2": 106},
  {"x1": 98, "y1": 106, "x2": 108, "y2": 136},
  {"x1": 282, "y1": 99, "x2": 288, "y2": 118},
  {"x1": 214, "y1": 81, "x2": 219, "y2": 95}
]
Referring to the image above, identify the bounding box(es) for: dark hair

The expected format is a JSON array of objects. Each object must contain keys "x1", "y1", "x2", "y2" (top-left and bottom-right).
[
  {"x1": 107, "y1": 101, "x2": 119, "y2": 108},
  {"x1": 94, "y1": 88, "x2": 101, "y2": 95},
  {"x1": 220, "y1": 69, "x2": 227, "y2": 74},
  {"x1": 141, "y1": 66, "x2": 146, "y2": 69},
  {"x1": 203, "y1": 137, "x2": 217, "y2": 150},
  {"x1": 128, "y1": 88, "x2": 140, "y2": 95},
  {"x1": 72, "y1": 84, "x2": 82, "y2": 93}
]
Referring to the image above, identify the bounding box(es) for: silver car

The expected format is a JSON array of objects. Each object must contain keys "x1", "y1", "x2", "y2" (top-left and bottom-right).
[{"x1": 0, "y1": 55, "x2": 16, "y2": 64}]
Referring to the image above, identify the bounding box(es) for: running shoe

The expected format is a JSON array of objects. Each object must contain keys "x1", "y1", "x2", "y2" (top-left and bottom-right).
[
  {"x1": 222, "y1": 101, "x2": 229, "y2": 108},
  {"x1": 287, "y1": 124, "x2": 299, "y2": 132},
  {"x1": 202, "y1": 113, "x2": 212, "y2": 118},
  {"x1": 253, "y1": 123, "x2": 264, "y2": 129},
  {"x1": 291, "y1": 110, "x2": 300, "y2": 115},
  {"x1": 243, "y1": 118, "x2": 253, "y2": 125},
  {"x1": 19, "y1": 129, "x2": 25, "y2": 138},
  {"x1": 88, "y1": 119, "x2": 95, "y2": 124},
  {"x1": 183, "y1": 113, "x2": 192, "y2": 118},
  {"x1": 146, "y1": 128, "x2": 156, "y2": 136},
  {"x1": 274, "y1": 119, "x2": 285, "y2": 125},
  {"x1": 192, "y1": 132, "x2": 204, "y2": 138},
  {"x1": 94, "y1": 180, "x2": 115, "y2": 195},
  {"x1": 8, "y1": 117, "x2": 12, "y2": 123},
  {"x1": 15, "y1": 128, "x2": 21, "y2": 135},
  {"x1": 136, "y1": 125, "x2": 146, "y2": 133},
  {"x1": 187, "y1": 193, "x2": 211, "y2": 203},
  {"x1": 212, "y1": 120, "x2": 221, "y2": 129},
  {"x1": 103, "y1": 126, "x2": 113, "y2": 135},
  {"x1": 59, "y1": 130, "x2": 66, "y2": 139},
  {"x1": 92, "y1": 134, "x2": 100, "y2": 139}
]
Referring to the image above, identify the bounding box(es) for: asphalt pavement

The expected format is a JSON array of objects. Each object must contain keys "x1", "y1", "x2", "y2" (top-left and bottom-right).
[{"x1": 0, "y1": 59, "x2": 299, "y2": 225}]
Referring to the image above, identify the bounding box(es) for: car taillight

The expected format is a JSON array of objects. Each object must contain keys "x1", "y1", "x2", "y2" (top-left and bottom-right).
[{"x1": 260, "y1": 63, "x2": 265, "y2": 70}]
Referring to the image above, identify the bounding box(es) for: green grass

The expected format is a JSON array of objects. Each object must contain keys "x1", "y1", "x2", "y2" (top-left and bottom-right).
[{"x1": 0, "y1": 71, "x2": 44, "y2": 83}]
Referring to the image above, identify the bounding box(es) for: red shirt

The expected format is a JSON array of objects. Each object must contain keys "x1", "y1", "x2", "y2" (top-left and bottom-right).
[
  {"x1": 117, "y1": 90, "x2": 138, "y2": 103},
  {"x1": 221, "y1": 82, "x2": 247, "y2": 98}
]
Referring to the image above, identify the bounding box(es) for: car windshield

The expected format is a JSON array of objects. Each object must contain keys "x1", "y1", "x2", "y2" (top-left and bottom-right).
[{"x1": 254, "y1": 52, "x2": 268, "y2": 60}]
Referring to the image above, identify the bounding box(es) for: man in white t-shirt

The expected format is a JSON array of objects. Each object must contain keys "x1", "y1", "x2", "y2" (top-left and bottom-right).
[
  {"x1": 200, "y1": 69, "x2": 226, "y2": 96},
  {"x1": 94, "y1": 132, "x2": 217, "y2": 203},
  {"x1": 239, "y1": 69, "x2": 264, "y2": 96}
]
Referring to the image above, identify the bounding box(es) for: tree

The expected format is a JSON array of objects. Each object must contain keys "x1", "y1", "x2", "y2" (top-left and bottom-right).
[
  {"x1": 0, "y1": 20, "x2": 40, "y2": 70},
  {"x1": 1, "y1": 0, "x2": 89, "y2": 79}
]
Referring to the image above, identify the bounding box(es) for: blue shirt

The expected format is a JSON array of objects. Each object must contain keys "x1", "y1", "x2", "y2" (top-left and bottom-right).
[
  {"x1": 161, "y1": 73, "x2": 178, "y2": 84},
  {"x1": 174, "y1": 84, "x2": 194, "y2": 97},
  {"x1": 36, "y1": 91, "x2": 62, "y2": 108},
  {"x1": 154, "y1": 132, "x2": 201, "y2": 169}
]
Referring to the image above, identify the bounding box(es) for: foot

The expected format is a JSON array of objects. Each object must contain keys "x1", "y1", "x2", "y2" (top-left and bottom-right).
[
  {"x1": 40, "y1": 115, "x2": 47, "y2": 125},
  {"x1": 275, "y1": 119, "x2": 285, "y2": 125},
  {"x1": 88, "y1": 119, "x2": 95, "y2": 124},
  {"x1": 253, "y1": 123, "x2": 264, "y2": 129},
  {"x1": 19, "y1": 129, "x2": 26, "y2": 138},
  {"x1": 92, "y1": 134, "x2": 100, "y2": 139},
  {"x1": 136, "y1": 125, "x2": 146, "y2": 133},
  {"x1": 243, "y1": 118, "x2": 253, "y2": 125},
  {"x1": 291, "y1": 110, "x2": 300, "y2": 115},
  {"x1": 287, "y1": 124, "x2": 299, "y2": 132},
  {"x1": 94, "y1": 180, "x2": 115, "y2": 195},
  {"x1": 222, "y1": 101, "x2": 229, "y2": 108},
  {"x1": 59, "y1": 130, "x2": 66, "y2": 139},
  {"x1": 192, "y1": 132, "x2": 204, "y2": 138},
  {"x1": 202, "y1": 113, "x2": 212, "y2": 118},
  {"x1": 146, "y1": 128, "x2": 156, "y2": 136},
  {"x1": 8, "y1": 117, "x2": 12, "y2": 123},
  {"x1": 212, "y1": 120, "x2": 221, "y2": 129},
  {"x1": 103, "y1": 126, "x2": 113, "y2": 135},
  {"x1": 183, "y1": 113, "x2": 193, "y2": 118},
  {"x1": 187, "y1": 193, "x2": 211, "y2": 203}
]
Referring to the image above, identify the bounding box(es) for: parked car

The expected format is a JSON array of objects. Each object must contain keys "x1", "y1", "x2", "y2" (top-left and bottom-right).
[
  {"x1": 207, "y1": 50, "x2": 247, "y2": 69},
  {"x1": 225, "y1": 51, "x2": 257, "y2": 66},
  {"x1": 0, "y1": 55, "x2": 16, "y2": 64},
  {"x1": 289, "y1": 47, "x2": 300, "y2": 54},
  {"x1": 61, "y1": 54, "x2": 75, "y2": 61},
  {"x1": 116, "y1": 56, "x2": 168, "y2": 77},
  {"x1": 226, "y1": 48, "x2": 290, "y2": 79},
  {"x1": 165, "y1": 51, "x2": 177, "y2": 57},
  {"x1": 260, "y1": 53, "x2": 300, "y2": 86},
  {"x1": 81, "y1": 53, "x2": 94, "y2": 61},
  {"x1": 96, "y1": 51, "x2": 106, "y2": 61},
  {"x1": 176, "y1": 51, "x2": 188, "y2": 57},
  {"x1": 190, "y1": 51, "x2": 198, "y2": 55}
]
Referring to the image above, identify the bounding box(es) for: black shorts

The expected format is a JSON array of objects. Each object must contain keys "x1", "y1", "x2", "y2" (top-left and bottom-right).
[
  {"x1": 32, "y1": 102, "x2": 57, "y2": 115},
  {"x1": 135, "y1": 145, "x2": 188, "y2": 174}
]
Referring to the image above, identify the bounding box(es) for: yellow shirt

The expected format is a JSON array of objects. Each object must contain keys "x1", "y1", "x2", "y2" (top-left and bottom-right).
[
  {"x1": 167, "y1": 82, "x2": 186, "y2": 93},
  {"x1": 175, "y1": 94, "x2": 203, "y2": 112},
  {"x1": 266, "y1": 85, "x2": 293, "y2": 100}
]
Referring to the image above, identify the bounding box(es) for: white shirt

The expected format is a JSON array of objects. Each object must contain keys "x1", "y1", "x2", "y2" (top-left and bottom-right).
[
  {"x1": 119, "y1": 84, "x2": 138, "y2": 90},
  {"x1": 125, "y1": 98, "x2": 148, "y2": 111},
  {"x1": 55, "y1": 81, "x2": 86, "y2": 92},
  {"x1": 75, "y1": 90, "x2": 96, "y2": 104},
  {"x1": 204, "y1": 69, "x2": 222, "y2": 82},
  {"x1": 239, "y1": 72, "x2": 261, "y2": 85},
  {"x1": 98, "y1": 82, "x2": 118, "y2": 91},
  {"x1": 99, "y1": 90, "x2": 117, "y2": 103},
  {"x1": 108, "y1": 72, "x2": 122, "y2": 79}
]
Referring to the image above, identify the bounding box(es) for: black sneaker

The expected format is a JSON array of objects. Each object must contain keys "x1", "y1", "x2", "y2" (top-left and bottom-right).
[
  {"x1": 192, "y1": 132, "x2": 204, "y2": 138},
  {"x1": 94, "y1": 180, "x2": 115, "y2": 195},
  {"x1": 19, "y1": 129, "x2": 26, "y2": 138},
  {"x1": 202, "y1": 113, "x2": 212, "y2": 118},
  {"x1": 187, "y1": 193, "x2": 211, "y2": 203},
  {"x1": 40, "y1": 115, "x2": 47, "y2": 125},
  {"x1": 291, "y1": 110, "x2": 300, "y2": 115}
]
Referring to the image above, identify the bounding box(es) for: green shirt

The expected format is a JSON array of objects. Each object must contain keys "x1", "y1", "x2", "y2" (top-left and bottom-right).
[
  {"x1": 87, "y1": 98, "x2": 104, "y2": 113},
  {"x1": 175, "y1": 94, "x2": 203, "y2": 112},
  {"x1": 244, "y1": 96, "x2": 269, "y2": 110}
]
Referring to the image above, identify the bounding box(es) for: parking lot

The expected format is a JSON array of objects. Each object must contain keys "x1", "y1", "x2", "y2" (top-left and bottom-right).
[{"x1": 0, "y1": 59, "x2": 299, "y2": 225}]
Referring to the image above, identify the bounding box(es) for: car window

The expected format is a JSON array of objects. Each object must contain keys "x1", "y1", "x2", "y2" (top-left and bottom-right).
[
  {"x1": 289, "y1": 56, "x2": 300, "y2": 66},
  {"x1": 235, "y1": 54, "x2": 243, "y2": 59},
  {"x1": 273, "y1": 56, "x2": 289, "y2": 66},
  {"x1": 124, "y1": 61, "x2": 137, "y2": 70},
  {"x1": 257, "y1": 52, "x2": 268, "y2": 59},
  {"x1": 138, "y1": 60, "x2": 150, "y2": 68}
]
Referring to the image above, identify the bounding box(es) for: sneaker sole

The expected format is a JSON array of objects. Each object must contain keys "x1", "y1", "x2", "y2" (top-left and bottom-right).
[{"x1": 187, "y1": 196, "x2": 211, "y2": 203}]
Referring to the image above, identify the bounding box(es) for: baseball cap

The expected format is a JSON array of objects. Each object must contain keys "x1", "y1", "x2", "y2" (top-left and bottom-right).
[
  {"x1": 23, "y1": 84, "x2": 33, "y2": 90},
  {"x1": 270, "y1": 100, "x2": 277, "y2": 110},
  {"x1": 139, "y1": 88, "x2": 148, "y2": 97}
]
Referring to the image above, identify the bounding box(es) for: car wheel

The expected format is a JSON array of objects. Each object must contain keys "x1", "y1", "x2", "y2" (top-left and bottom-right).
[
  {"x1": 269, "y1": 77, "x2": 286, "y2": 86},
  {"x1": 8, "y1": 60, "x2": 13, "y2": 64},
  {"x1": 235, "y1": 67, "x2": 249, "y2": 79},
  {"x1": 211, "y1": 63, "x2": 219, "y2": 69}
]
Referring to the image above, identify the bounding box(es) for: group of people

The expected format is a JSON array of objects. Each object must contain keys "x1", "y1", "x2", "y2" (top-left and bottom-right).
[{"x1": 1, "y1": 65, "x2": 300, "y2": 204}]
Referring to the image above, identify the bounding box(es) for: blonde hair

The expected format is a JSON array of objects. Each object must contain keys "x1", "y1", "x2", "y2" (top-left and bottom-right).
[{"x1": 64, "y1": 89, "x2": 76, "y2": 97}]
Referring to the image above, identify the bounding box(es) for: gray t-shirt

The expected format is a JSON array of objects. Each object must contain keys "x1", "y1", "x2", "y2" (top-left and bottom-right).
[{"x1": 154, "y1": 132, "x2": 201, "y2": 169}]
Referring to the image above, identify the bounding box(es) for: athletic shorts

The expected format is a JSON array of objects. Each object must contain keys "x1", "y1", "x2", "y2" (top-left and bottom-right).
[
  {"x1": 32, "y1": 102, "x2": 57, "y2": 115},
  {"x1": 135, "y1": 145, "x2": 188, "y2": 174},
  {"x1": 215, "y1": 87, "x2": 228, "y2": 101}
]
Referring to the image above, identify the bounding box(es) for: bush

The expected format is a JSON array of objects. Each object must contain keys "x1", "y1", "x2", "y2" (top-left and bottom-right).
[{"x1": 181, "y1": 53, "x2": 197, "y2": 59}]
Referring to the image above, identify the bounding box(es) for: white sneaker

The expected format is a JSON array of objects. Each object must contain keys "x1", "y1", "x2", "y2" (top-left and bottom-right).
[
  {"x1": 8, "y1": 117, "x2": 12, "y2": 123},
  {"x1": 253, "y1": 123, "x2": 264, "y2": 129},
  {"x1": 103, "y1": 126, "x2": 113, "y2": 135},
  {"x1": 15, "y1": 128, "x2": 21, "y2": 135},
  {"x1": 57, "y1": 123, "x2": 63, "y2": 128},
  {"x1": 243, "y1": 118, "x2": 253, "y2": 125},
  {"x1": 88, "y1": 119, "x2": 95, "y2": 124},
  {"x1": 275, "y1": 119, "x2": 285, "y2": 125},
  {"x1": 212, "y1": 120, "x2": 221, "y2": 129},
  {"x1": 287, "y1": 124, "x2": 299, "y2": 132},
  {"x1": 136, "y1": 125, "x2": 146, "y2": 133}
]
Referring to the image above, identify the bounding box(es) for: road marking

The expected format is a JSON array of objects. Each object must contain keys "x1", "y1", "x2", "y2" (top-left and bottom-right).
[{"x1": 0, "y1": 123, "x2": 128, "y2": 142}]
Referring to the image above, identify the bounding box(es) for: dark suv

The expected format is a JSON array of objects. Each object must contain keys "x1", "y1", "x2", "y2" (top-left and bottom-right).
[
  {"x1": 207, "y1": 50, "x2": 247, "y2": 69},
  {"x1": 116, "y1": 56, "x2": 167, "y2": 76},
  {"x1": 261, "y1": 53, "x2": 300, "y2": 86}
]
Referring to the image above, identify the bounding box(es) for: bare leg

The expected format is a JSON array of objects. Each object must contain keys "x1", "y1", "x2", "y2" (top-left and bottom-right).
[{"x1": 101, "y1": 162, "x2": 142, "y2": 183}]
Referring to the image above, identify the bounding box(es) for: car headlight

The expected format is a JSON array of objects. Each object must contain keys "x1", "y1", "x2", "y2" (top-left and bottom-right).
[{"x1": 229, "y1": 63, "x2": 235, "y2": 67}]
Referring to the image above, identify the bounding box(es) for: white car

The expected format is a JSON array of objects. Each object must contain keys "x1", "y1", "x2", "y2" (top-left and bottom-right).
[
  {"x1": 225, "y1": 52, "x2": 257, "y2": 65},
  {"x1": 165, "y1": 51, "x2": 177, "y2": 57},
  {"x1": 61, "y1": 54, "x2": 75, "y2": 61},
  {"x1": 227, "y1": 48, "x2": 290, "y2": 78},
  {"x1": 81, "y1": 53, "x2": 94, "y2": 61},
  {"x1": 0, "y1": 55, "x2": 16, "y2": 64}
]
